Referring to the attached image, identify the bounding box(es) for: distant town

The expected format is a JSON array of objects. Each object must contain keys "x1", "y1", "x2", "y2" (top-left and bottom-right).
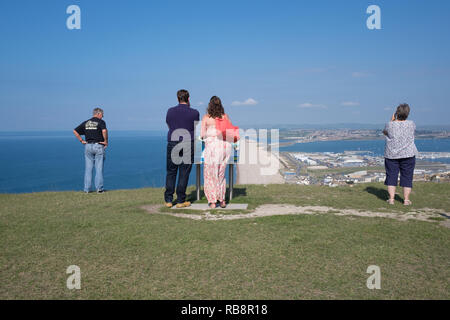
[
  {"x1": 277, "y1": 128, "x2": 450, "y2": 147},
  {"x1": 275, "y1": 128, "x2": 450, "y2": 186}
]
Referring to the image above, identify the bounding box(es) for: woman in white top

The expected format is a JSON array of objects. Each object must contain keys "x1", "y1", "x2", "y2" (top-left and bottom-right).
[{"x1": 383, "y1": 103, "x2": 418, "y2": 205}]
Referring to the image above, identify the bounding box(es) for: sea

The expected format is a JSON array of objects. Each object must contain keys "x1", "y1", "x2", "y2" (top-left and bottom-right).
[{"x1": 1, "y1": 131, "x2": 450, "y2": 194}]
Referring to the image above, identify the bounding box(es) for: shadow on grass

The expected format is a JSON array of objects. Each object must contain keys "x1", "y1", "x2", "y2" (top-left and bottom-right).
[
  {"x1": 229, "y1": 187, "x2": 247, "y2": 200},
  {"x1": 439, "y1": 213, "x2": 450, "y2": 220},
  {"x1": 188, "y1": 187, "x2": 247, "y2": 203},
  {"x1": 365, "y1": 186, "x2": 403, "y2": 202}
]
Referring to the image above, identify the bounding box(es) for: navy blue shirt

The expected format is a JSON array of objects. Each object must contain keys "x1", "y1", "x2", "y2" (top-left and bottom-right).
[{"x1": 166, "y1": 104, "x2": 200, "y2": 141}]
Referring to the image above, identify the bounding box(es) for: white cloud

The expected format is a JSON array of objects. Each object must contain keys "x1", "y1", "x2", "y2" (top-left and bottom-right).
[
  {"x1": 197, "y1": 101, "x2": 204, "y2": 106},
  {"x1": 341, "y1": 101, "x2": 360, "y2": 107},
  {"x1": 298, "y1": 103, "x2": 327, "y2": 109},
  {"x1": 231, "y1": 98, "x2": 258, "y2": 106}
]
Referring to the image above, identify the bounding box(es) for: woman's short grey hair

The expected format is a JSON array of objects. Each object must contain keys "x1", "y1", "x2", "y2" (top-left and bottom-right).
[
  {"x1": 93, "y1": 107, "x2": 104, "y2": 115},
  {"x1": 396, "y1": 103, "x2": 410, "y2": 121}
]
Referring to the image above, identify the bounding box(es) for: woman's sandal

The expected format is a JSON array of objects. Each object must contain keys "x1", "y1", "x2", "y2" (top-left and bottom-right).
[
  {"x1": 386, "y1": 199, "x2": 395, "y2": 205},
  {"x1": 219, "y1": 201, "x2": 227, "y2": 208},
  {"x1": 208, "y1": 203, "x2": 216, "y2": 209},
  {"x1": 404, "y1": 200, "x2": 412, "y2": 206}
]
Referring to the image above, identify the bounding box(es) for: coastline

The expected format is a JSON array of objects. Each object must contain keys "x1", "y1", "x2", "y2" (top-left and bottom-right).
[
  {"x1": 277, "y1": 135, "x2": 450, "y2": 148},
  {"x1": 1, "y1": 136, "x2": 449, "y2": 194}
]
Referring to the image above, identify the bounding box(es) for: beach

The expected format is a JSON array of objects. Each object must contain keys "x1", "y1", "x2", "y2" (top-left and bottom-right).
[{"x1": 235, "y1": 139, "x2": 285, "y2": 184}]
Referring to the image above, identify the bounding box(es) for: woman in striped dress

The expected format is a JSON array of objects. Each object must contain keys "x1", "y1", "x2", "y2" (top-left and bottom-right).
[{"x1": 201, "y1": 96, "x2": 233, "y2": 209}]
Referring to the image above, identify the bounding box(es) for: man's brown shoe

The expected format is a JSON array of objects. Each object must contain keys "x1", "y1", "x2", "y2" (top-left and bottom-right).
[
  {"x1": 175, "y1": 201, "x2": 191, "y2": 208},
  {"x1": 165, "y1": 202, "x2": 173, "y2": 208}
]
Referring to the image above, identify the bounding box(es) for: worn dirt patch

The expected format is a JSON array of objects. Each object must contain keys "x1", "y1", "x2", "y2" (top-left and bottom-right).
[{"x1": 140, "y1": 204, "x2": 450, "y2": 227}]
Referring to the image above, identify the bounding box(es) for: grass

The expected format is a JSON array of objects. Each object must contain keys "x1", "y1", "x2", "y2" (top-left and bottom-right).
[{"x1": 0, "y1": 182, "x2": 449, "y2": 299}]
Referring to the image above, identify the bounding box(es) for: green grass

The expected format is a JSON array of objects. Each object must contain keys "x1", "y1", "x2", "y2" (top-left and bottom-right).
[{"x1": 0, "y1": 182, "x2": 449, "y2": 299}]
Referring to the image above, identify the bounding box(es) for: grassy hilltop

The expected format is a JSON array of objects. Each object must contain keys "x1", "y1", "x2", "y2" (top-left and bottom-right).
[{"x1": 0, "y1": 182, "x2": 449, "y2": 299}]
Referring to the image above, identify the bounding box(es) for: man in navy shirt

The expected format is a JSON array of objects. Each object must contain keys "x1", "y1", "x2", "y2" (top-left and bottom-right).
[{"x1": 164, "y1": 89, "x2": 200, "y2": 208}]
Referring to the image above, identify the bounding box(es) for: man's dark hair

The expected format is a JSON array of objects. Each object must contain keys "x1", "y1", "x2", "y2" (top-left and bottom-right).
[
  {"x1": 177, "y1": 89, "x2": 190, "y2": 103},
  {"x1": 396, "y1": 103, "x2": 410, "y2": 120}
]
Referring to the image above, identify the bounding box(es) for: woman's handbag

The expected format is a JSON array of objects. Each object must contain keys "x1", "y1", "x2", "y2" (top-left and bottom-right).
[{"x1": 215, "y1": 117, "x2": 240, "y2": 143}]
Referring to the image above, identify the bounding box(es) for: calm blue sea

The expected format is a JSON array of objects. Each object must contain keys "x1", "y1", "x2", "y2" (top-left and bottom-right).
[
  {"x1": 0, "y1": 131, "x2": 177, "y2": 194},
  {"x1": 1, "y1": 132, "x2": 449, "y2": 194}
]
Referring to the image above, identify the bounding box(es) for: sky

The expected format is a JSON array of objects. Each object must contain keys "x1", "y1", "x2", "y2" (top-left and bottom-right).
[{"x1": 0, "y1": 0, "x2": 449, "y2": 131}]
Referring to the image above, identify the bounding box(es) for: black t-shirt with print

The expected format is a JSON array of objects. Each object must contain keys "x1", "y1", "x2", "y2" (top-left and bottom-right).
[{"x1": 74, "y1": 117, "x2": 107, "y2": 143}]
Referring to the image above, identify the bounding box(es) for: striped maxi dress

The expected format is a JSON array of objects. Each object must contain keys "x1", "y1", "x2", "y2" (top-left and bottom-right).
[{"x1": 203, "y1": 135, "x2": 232, "y2": 204}]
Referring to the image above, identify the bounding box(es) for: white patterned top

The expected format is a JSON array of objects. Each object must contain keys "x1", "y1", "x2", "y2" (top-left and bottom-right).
[{"x1": 384, "y1": 120, "x2": 419, "y2": 159}]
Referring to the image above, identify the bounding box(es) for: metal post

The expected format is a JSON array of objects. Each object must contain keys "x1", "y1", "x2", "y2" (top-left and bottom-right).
[
  {"x1": 228, "y1": 163, "x2": 234, "y2": 201},
  {"x1": 196, "y1": 163, "x2": 201, "y2": 201}
]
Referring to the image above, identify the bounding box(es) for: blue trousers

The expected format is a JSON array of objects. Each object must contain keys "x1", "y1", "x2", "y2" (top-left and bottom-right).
[
  {"x1": 84, "y1": 143, "x2": 105, "y2": 192},
  {"x1": 164, "y1": 141, "x2": 194, "y2": 203},
  {"x1": 384, "y1": 156, "x2": 415, "y2": 188}
]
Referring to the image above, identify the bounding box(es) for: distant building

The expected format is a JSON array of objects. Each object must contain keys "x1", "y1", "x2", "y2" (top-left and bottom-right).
[
  {"x1": 323, "y1": 176, "x2": 333, "y2": 184},
  {"x1": 347, "y1": 171, "x2": 368, "y2": 179},
  {"x1": 342, "y1": 159, "x2": 365, "y2": 167},
  {"x1": 308, "y1": 166, "x2": 328, "y2": 170}
]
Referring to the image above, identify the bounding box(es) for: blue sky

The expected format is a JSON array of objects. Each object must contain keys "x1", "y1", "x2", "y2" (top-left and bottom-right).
[{"x1": 0, "y1": 0, "x2": 449, "y2": 130}]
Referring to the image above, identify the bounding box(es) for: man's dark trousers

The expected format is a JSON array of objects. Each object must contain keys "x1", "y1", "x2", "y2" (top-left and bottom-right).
[{"x1": 164, "y1": 140, "x2": 195, "y2": 203}]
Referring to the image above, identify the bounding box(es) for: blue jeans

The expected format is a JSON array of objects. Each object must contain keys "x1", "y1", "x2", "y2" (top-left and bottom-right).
[{"x1": 84, "y1": 143, "x2": 105, "y2": 192}]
